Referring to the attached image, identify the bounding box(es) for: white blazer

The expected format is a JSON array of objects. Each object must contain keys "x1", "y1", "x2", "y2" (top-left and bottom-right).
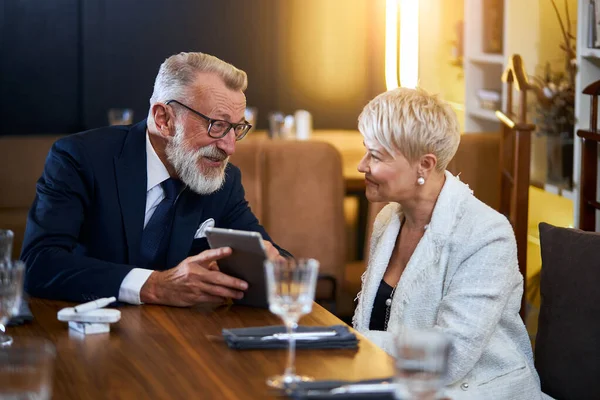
[{"x1": 353, "y1": 171, "x2": 546, "y2": 399}]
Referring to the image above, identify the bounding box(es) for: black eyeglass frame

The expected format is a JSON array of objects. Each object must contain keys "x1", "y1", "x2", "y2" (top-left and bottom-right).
[{"x1": 165, "y1": 99, "x2": 252, "y2": 141}]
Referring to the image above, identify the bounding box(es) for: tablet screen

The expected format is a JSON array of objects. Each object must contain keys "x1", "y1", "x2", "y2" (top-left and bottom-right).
[{"x1": 205, "y1": 227, "x2": 268, "y2": 308}]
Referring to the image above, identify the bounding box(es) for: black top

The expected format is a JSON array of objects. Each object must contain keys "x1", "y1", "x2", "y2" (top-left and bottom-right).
[{"x1": 369, "y1": 279, "x2": 394, "y2": 331}]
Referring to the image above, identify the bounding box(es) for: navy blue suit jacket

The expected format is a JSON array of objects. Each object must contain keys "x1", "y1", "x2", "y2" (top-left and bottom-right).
[{"x1": 21, "y1": 120, "x2": 284, "y2": 302}]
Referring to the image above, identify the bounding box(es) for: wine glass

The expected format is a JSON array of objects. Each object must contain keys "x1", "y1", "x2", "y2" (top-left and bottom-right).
[
  {"x1": 107, "y1": 108, "x2": 134, "y2": 125},
  {"x1": 0, "y1": 230, "x2": 14, "y2": 264},
  {"x1": 0, "y1": 260, "x2": 25, "y2": 346},
  {"x1": 264, "y1": 258, "x2": 319, "y2": 389},
  {"x1": 0, "y1": 338, "x2": 56, "y2": 400},
  {"x1": 394, "y1": 328, "x2": 450, "y2": 400}
]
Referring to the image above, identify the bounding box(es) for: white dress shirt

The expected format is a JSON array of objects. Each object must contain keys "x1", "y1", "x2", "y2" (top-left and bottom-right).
[{"x1": 118, "y1": 132, "x2": 172, "y2": 304}]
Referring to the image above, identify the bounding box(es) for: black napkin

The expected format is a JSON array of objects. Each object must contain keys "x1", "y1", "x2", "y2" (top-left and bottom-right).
[
  {"x1": 222, "y1": 325, "x2": 358, "y2": 350},
  {"x1": 288, "y1": 377, "x2": 396, "y2": 400},
  {"x1": 6, "y1": 299, "x2": 33, "y2": 326}
]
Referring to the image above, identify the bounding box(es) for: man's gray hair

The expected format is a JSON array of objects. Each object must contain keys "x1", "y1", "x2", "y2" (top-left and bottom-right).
[
  {"x1": 149, "y1": 52, "x2": 247, "y2": 105},
  {"x1": 358, "y1": 87, "x2": 461, "y2": 172}
]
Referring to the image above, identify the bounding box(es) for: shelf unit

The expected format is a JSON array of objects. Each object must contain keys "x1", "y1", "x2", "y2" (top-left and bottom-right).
[
  {"x1": 463, "y1": 0, "x2": 507, "y2": 133},
  {"x1": 574, "y1": 0, "x2": 600, "y2": 227},
  {"x1": 463, "y1": 0, "x2": 544, "y2": 134},
  {"x1": 468, "y1": 53, "x2": 505, "y2": 65},
  {"x1": 467, "y1": 107, "x2": 499, "y2": 121}
]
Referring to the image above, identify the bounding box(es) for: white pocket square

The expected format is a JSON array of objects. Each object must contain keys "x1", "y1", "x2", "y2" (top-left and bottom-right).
[{"x1": 194, "y1": 218, "x2": 215, "y2": 239}]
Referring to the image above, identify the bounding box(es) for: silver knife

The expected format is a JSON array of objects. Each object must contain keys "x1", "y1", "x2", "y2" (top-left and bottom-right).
[
  {"x1": 304, "y1": 382, "x2": 395, "y2": 397},
  {"x1": 260, "y1": 330, "x2": 337, "y2": 341}
]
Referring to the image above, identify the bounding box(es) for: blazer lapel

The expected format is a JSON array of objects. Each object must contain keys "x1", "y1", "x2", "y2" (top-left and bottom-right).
[
  {"x1": 165, "y1": 188, "x2": 206, "y2": 269},
  {"x1": 392, "y1": 172, "x2": 470, "y2": 320},
  {"x1": 114, "y1": 120, "x2": 148, "y2": 266},
  {"x1": 355, "y1": 205, "x2": 401, "y2": 330}
]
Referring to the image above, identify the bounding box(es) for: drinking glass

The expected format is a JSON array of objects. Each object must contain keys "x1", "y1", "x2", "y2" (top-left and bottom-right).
[
  {"x1": 394, "y1": 328, "x2": 450, "y2": 400},
  {"x1": 0, "y1": 229, "x2": 14, "y2": 264},
  {"x1": 267, "y1": 111, "x2": 285, "y2": 139},
  {"x1": 108, "y1": 108, "x2": 134, "y2": 125},
  {"x1": 0, "y1": 338, "x2": 56, "y2": 400},
  {"x1": 0, "y1": 260, "x2": 25, "y2": 346},
  {"x1": 264, "y1": 258, "x2": 319, "y2": 389},
  {"x1": 244, "y1": 107, "x2": 258, "y2": 134}
]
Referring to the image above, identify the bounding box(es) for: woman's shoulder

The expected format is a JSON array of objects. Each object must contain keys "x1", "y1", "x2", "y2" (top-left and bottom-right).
[
  {"x1": 435, "y1": 173, "x2": 513, "y2": 240},
  {"x1": 460, "y1": 193, "x2": 513, "y2": 235}
]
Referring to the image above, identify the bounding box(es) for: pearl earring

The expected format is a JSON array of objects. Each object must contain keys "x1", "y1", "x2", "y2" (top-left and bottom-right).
[{"x1": 417, "y1": 176, "x2": 425, "y2": 185}]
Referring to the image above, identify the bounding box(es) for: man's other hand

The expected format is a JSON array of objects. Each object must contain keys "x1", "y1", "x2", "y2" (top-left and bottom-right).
[{"x1": 262, "y1": 240, "x2": 285, "y2": 262}]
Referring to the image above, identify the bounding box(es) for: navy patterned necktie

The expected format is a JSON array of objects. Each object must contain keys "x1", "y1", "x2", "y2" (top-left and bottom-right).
[{"x1": 139, "y1": 178, "x2": 183, "y2": 269}]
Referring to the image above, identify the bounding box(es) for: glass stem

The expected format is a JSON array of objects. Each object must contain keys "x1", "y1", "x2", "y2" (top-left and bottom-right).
[{"x1": 283, "y1": 319, "x2": 298, "y2": 379}]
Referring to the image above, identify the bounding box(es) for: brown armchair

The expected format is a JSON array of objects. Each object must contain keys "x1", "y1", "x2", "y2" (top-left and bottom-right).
[
  {"x1": 0, "y1": 135, "x2": 63, "y2": 258},
  {"x1": 232, "y1": 138, "x2": 346, "y2": 311}
]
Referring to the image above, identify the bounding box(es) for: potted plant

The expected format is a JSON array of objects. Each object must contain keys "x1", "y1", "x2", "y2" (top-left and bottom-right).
[{"x1": 532, "y1": 0, "x2": 577, "y2": 191}]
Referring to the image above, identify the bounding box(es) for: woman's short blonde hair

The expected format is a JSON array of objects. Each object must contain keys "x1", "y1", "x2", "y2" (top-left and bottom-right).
[
  {"x1": 358, "y1": 87, "x2": 461, "y2": 172},
  {"x1": 149, "y1": 52, "x2": 247, "y2": 105}
]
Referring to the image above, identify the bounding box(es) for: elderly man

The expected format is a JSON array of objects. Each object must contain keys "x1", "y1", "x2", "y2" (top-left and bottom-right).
[{"x1": 21, "y1": 52, "x2": 288, "y2": 306}]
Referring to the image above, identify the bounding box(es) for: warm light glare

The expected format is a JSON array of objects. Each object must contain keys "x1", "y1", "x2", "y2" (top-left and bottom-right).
[
  {"x1": 385, "y1": 0, "x2": 399, "y2": 90},
  {"x1": 399, "y1": 0, "x2": 419, "y2": 89}
]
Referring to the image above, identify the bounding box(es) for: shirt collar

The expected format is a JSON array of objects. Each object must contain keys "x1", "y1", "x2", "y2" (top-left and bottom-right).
[{"x1": 146, "y1": 131, "x2": 171, "y2": 191}]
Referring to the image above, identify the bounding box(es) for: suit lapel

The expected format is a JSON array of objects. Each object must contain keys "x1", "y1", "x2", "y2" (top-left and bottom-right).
[
  {"x1": 114, "y1": 120, "x2": 148, "y2": 266},
  {"x1": 165, "y1": 188, "x2": 206, "y2": 268}
]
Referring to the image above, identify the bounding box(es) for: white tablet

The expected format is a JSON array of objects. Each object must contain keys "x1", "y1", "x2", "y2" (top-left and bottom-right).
[{"x1": 205, "y1": 227, "x2": 269, "y2": 308}]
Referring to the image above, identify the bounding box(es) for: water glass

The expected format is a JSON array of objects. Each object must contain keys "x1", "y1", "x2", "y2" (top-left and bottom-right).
[
  {"x1": 0, "y1": 230, "x2": 14, "y2": 264},
  {"x1": 245, "y1": 107, "x2": 258, "y2": 134},
  {"x1": 264, "y1": 258, "x2": 319, "y2": 389},
  {"x1": 108, "y1": 108, "x2": 134, "y2": 126},
  {"x1": 0, "y1": 260, "x2": 25, "y2": 346},
  {"x1": 0, "y1": 338, "x2": 56, "y2": 400},
  {"x1": 394, "y1": 328, "x2": 450, "y2": 400},
  {"x1": 267, "y1": 111, "x2": 285, "y2": 139}
]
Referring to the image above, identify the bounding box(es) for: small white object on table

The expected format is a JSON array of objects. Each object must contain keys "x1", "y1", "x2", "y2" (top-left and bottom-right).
[{"x1": 57, "y1": 296, "x2": 120, "y2": 335}]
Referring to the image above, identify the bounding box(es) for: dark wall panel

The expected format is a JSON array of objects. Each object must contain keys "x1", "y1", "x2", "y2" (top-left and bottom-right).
[
  {"x1": 1, "y1": 0, "x2": 385, "y2": 134},
  {"x1": 1, "y1": 0, "x2": 80, "y2": 135},
  {"x1": 82, "y1": 0, "x2": 281, "y2": 129}
]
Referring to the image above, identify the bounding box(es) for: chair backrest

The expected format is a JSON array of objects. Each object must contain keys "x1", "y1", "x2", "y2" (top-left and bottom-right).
[
  {"x1": 0, "y1": 135, "x2": 63, "y2": 257},
  {"x1": 495, "y1": 54, "x2": 536, "y2": 318},
  {"x1": 228, "y1": 138, "x2": 265, "y2": 222},
  {"x1": 536, "y1": 222, "x2": 600, "y2": 398},
  {"x1": 576, "y1": 80, "x2": 600, "y2": 231},
  {"x1": 232, "y1": 138, "x2": 346, "y2": 300},
  {"x1": 260, "y1": 140, "x2": 346, "y2": 281},
  {"x1": 447, "y1": 132, "x2": 501, "y2": 210}
]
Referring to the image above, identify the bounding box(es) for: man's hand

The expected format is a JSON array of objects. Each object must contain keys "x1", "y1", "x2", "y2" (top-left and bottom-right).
[
  {"x1": 262, "y1": 240, "x2": 285, "y2": 262},
  {"x1": 139, "y1": 247, "x2": 248, "y2": 307}
]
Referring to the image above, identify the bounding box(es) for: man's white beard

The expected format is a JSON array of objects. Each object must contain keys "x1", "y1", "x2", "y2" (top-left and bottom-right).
[{"x1": 165, "y1": 124, "x2": 229, "y2": 195}]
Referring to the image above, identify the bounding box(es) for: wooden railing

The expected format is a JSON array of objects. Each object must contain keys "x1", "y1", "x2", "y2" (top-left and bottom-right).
[
  {"x1": 495, "y1": 54, "x2": 536, "y2": 319},
  {"x1": 577, "y1": 80, "x2": 600, "y2": 231}
]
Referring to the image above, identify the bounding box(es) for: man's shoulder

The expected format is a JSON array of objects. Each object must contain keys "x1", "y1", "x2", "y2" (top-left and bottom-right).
[
  {"x1": 54, "y1": 122, "x2": 142, "y2": 158},
  {"x1": 56, "y1": 125, "x2": 129, "y2": 148}
]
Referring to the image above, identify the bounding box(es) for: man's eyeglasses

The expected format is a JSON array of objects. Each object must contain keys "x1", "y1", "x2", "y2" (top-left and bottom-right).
[{"x1": 165, "y1": 99, "x2": 252, "y2": 141}]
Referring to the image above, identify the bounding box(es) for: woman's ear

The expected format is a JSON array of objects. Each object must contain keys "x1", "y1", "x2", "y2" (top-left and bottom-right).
[
  {"x1": 151, "y1": 103, "x2": 175, "y2": 139},
  {"x1": 418, "y1": 153, "x2": 438, "y2": 178}
]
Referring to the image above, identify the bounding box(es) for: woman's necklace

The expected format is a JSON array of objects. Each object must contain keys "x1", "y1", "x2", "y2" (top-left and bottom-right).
[{"x1": 384, "y1": 285, "x2": 396, "y2": 331}]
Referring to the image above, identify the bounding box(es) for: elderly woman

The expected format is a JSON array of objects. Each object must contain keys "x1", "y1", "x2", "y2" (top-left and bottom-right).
[{"x1": 352, "y1": 88, "x2": 544, "y2": 399}]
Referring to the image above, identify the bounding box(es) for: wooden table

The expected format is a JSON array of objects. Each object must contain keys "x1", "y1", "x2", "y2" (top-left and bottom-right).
[{"x1": 11, "y1": 299, "x2": 393, "y2": 399}]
